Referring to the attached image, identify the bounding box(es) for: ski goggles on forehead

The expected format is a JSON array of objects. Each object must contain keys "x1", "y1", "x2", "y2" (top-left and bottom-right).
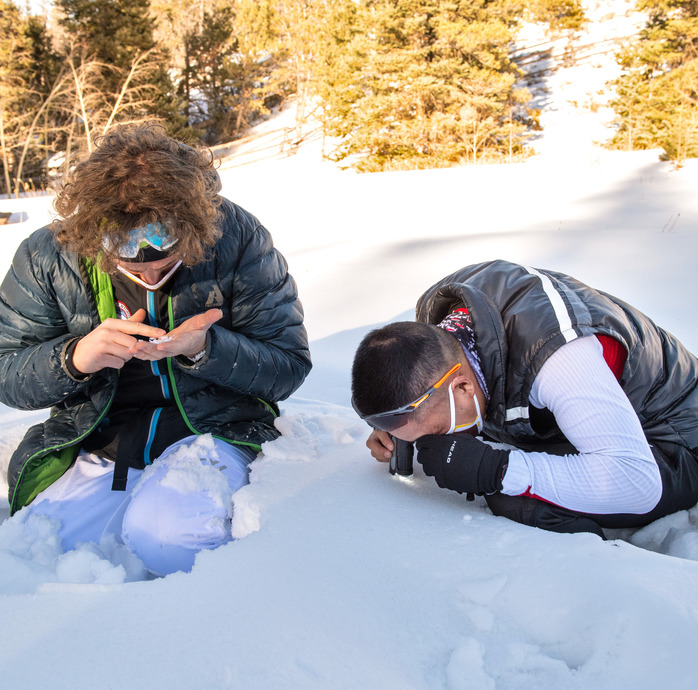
[
  {"x1": 352, "y1": 363, "x2": 461, "y2": 432},
  {"x1": 102, "y1": 221, "x2": 179, "y2": 260}
]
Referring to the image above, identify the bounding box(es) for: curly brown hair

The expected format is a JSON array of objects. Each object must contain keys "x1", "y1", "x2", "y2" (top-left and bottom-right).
[{"x1": 53, "y1": 123, "x2": 223, "y2": 272}]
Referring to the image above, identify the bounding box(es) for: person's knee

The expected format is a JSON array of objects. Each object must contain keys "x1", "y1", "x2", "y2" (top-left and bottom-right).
[{"x1": 121, "y1": 479, "x2": 232, "y2": 576}]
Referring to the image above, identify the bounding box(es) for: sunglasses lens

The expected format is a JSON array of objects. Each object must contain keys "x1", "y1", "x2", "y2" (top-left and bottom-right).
[{"x1": 366, "y1": 412, "x2": 409, "y2": 433}]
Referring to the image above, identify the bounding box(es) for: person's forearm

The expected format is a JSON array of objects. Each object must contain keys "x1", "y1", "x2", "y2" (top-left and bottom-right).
[
  {"x1": 0, "y1": 336, "x2": 90, "y2": 410},
  {"x1": 503, "y1": 447, "x2": 661, "y2": 514},
  {"x1": 177, "y1": 324, "x2": 311, "y2": 402}
]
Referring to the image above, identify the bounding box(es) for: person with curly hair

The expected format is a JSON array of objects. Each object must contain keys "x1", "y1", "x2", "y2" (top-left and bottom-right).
[{"x1": 0, "y1": 123, "x2": 312, "y2": 576}]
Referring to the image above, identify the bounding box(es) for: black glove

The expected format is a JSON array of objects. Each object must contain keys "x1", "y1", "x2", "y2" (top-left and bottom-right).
[{"x1": 415, "y1": 434, "x2": 509, "y2": 496}]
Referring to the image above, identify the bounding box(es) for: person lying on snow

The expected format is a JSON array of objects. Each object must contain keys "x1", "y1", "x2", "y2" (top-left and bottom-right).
[
  {"x1": 351, "y1": 260, "x2": 698, "y2": 537},
  {"x1": 0, "y1": 123, "x2": 311, "y2": 576}
]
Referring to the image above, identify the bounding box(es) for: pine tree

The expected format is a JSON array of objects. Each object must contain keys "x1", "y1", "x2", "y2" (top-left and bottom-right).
[
  {"x1": 0, "y1": 1, "x2": 64, "y2": 193},
  {"x1": 57, "y1": 0, "x2": 177, "y2": 126},
  {"x1": 150, "y1": 0, "x2": 215, "y2": 133},
  {"x1": 525, "y1": 0, "x2": 586, "y2": 32},
  {"x1": 226, "y1": 0, "x2": 280, "y2": 136},
  {"x1": 148, "y1": 0, "x2": 279, "y2": 142},
  {"x1": 180, "y1": 5, "x2": 237, "y2": 140},
  {"x1": 58, "y1": 0, "x2": 157, "y2": 72},
  {"x1": 1, "y1": 0, "x2": 29, "y2": 194},
  {"x1": 24, "y1": 13, "x2": 63, "y2": 95},
  {"x1": 610, "y1": 0, "x2": 698, "y2": 164},
  {"x1": 312, "y1": 0, "x2": 531, "y2": 171}
]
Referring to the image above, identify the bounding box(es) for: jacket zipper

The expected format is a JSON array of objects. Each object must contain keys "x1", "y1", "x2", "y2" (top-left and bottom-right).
[{"x1": 164, "y1": 294, "x2": 264, "y2": 452}]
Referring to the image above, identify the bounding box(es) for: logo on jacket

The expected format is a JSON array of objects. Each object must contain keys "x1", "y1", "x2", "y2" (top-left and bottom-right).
[
  {"x1": 116, "y1": 300, "x2": 132, "y2": 320},
  {"x1": 205, "y1": 285, "x2": 224, "y2": 309}
]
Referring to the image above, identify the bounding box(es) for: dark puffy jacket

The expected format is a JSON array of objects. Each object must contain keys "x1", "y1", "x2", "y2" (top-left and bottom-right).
[
  {"x1": 0, "y1": 198, "x2": 311, "y2": 513},
  {"x1": 416, "y1": 260, "x2": 698, "y2": 453}
]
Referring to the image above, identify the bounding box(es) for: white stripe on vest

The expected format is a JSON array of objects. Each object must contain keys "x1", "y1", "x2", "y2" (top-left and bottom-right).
[{"x1": 524, "y1": 265, "x2": 578, "y2": 343}]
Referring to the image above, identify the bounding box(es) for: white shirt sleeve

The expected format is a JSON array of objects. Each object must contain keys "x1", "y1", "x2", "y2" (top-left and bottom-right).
[{"x1": 500, "y1": 335, "x2": 662, "y2": 514}]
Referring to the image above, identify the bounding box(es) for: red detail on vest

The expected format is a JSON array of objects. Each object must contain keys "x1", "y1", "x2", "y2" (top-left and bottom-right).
[
  {"x1": 519, "y1": 487, "x2": 564, "y2": 507},
  {"x1": 453, "y1": 307, "x2": 469, "y2": 315},
  {"x1": 595, "y1": 334, "x2": 626, "y2": 380}
]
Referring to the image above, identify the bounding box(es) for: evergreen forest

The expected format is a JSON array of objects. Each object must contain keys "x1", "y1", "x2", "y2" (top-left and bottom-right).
[{"x1": 0, "y1": 0, "x2": 695, "y2": 194}]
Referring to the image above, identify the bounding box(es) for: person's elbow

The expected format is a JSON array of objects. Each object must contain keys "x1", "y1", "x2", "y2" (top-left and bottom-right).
[
  {"x1": 612, "y1": 453, "x2": 662, "y2": 514},
  {"x1": 277, "y1": 349, "x2": 312, "y2": 400}
]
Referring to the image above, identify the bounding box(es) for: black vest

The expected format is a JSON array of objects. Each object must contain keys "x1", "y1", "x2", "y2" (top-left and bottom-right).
[{"x1": 416, "y1": 260, "x2": 698, "y2": 453}]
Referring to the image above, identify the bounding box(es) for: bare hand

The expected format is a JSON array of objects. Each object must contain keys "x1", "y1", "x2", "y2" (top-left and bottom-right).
[
  {"x1": 72, "y1": 309, "x2": 166, "y2": 374},
  {"x1": 130, "y1": 308, "x2": 223, "y2": 362},
  {"x1": 366, "y1": 429, "x2": 394, "y2": 462}
]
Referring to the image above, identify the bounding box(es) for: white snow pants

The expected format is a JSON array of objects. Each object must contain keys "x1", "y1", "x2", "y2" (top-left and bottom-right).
[{"x1": 27, "y1": 436, "x2": 257, "y2": 576}]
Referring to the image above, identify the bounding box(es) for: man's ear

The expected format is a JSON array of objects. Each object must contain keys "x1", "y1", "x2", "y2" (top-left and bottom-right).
[{"x1": 451, "y1": 374, "x2": 475, "y2": 398}]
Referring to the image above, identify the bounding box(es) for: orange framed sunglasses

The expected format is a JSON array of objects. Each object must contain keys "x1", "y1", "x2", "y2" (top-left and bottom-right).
[{"x1": 352, "y1": 363, "x2": 461, "y2": 432}]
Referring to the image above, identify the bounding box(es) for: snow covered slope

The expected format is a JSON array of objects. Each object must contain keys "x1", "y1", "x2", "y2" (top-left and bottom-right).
[{"x1": 3, "y1": 2, "x2": 698, "y2": 687}]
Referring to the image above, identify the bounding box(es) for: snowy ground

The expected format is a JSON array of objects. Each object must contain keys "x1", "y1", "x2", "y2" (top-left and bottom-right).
[{"x1": 3, "y1": 2, "x2": 698, "y2": 688}]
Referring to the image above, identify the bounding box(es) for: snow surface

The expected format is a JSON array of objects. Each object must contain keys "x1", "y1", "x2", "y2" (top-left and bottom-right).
[{"x1": 3, "y1": 2, "x2": 698, "y2": 687}]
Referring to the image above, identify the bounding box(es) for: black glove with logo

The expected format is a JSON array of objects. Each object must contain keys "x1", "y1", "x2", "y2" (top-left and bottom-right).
[{"x1": 415, "y1": 434, "x2": 509, "y2": 496}]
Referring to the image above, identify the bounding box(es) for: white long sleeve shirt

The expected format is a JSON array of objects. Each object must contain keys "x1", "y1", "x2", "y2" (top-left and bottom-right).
[{"x1": 500, "y1": 335, "x2": 662, "y2": 514}]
